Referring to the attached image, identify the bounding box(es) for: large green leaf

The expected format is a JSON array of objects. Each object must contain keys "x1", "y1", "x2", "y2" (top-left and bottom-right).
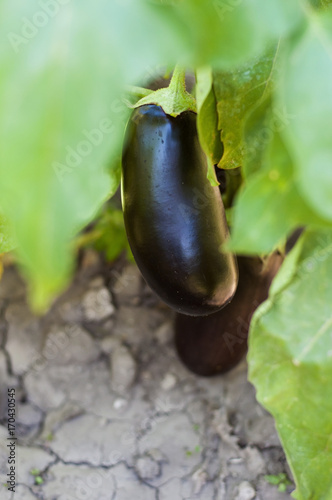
[
  {"x1": 249, "y1": 229, "x2": 332, "y2": 500},
  {"x1": 279, "y1": 9, "x2": 332, "y2": 221},
  {"x1": 173, "y1": 0, "x2": 302, "y2": 68},
  {"x1": 308, "y1": 0, "x2": 332, "y2": 9},
  {"x1": 242, "y1": 94, "x2": 273, "y2": 178},
  {"x1": 0, "y1": 0, "x2": 187, "y2": 309},
  {"x1": 196, "y1": 66, "x2": 223, "y2": 186},
  {"x1": 214, "y1": 47, "x2": 279, "y2": 170},
  {"x1": 229, "y1": 131, "x2": 327, "y2": 254}
]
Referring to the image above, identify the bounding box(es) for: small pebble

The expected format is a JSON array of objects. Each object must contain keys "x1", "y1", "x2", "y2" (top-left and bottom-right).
[
  {"x1": 161, "y1": 373, "x2": 177, "y2": 391},
  {"x1": 113, "y1": 398, "x2": 127, "y2": 410},
  {"x1": 136, "y1": 455, "x2": 161, "y2": 481},
  {"x1": 234, "y1": 481, "x2": 256, "y2": 500},
  {"x1": 82, "y1": 287, "x2": 115, "y2": 322},
  {"x1": 110, "y1": 344, "x2": 136, "y2": 394}
]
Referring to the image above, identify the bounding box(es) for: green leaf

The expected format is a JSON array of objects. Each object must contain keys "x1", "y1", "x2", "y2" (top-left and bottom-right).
[
  {"x1": 242, "y1": 79, "x2": 296, "y2": 180},
  {"x1": 108, "y1": 1, "x2": 191, "y2": 81},
  {"x1": 265, "y1": 473, "x2": 291, "y2": 486},
  {"x1": 308, "y1": 0, "x2": 332, "y2": 9},
  {"x1": 173, "y1": 0, "x2": 302, "y2": 68},
  {"x1": 196, "y1": 66, "x2": 223, "y2": 186},
  {"x1": 30, "y1": 469, "x2": 41, "y2": 477},
  {"x1": 1, "y1": 2, "x2": 126, "y2": 309},
  {"x1": 214, "y1": 47, "x2": 279, "y2": 170},
  {"x1": 278, "y1": 9, "x2": 332, "y2": 221},
  {"x1": 79, "y1": 206, "x2": 132, "y2": 263},
  {"x1": 242, "y1": 95, "x2": 273, "y2": 178},
  {"x1": 264, "y1": 475, "x2": 280, "y2": 485},
  {"x1": 0, "y1": 0, "x2": 187, "y2": 310},
  {"x1": 249, "y1": 229, "x2": 332, "y2": 500},
  {"x1": 229, "y1": 132, "x2": 326, "y2": 254}
]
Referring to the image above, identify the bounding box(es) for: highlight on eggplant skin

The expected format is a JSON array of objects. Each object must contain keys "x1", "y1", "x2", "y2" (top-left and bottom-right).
[
  {"x1": 174, "y1": 253, "x2": 283, "y2": 376},
  {"x1": 122, "y1": 104, "x2": 238, "y2": 316}
]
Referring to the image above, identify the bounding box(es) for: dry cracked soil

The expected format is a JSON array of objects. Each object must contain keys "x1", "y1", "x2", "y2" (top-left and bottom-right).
[{"x1": 0, "y1": 251, "x2": 294, "y2": 500}]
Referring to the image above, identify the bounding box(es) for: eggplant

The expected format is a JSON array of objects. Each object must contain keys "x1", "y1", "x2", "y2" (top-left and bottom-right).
[
  {"x1": 122, "y1": 104, "x2": 238, "y2": 316},
  {"x1": 174, "y1": 253, "x2": 283, "y2": 375}
]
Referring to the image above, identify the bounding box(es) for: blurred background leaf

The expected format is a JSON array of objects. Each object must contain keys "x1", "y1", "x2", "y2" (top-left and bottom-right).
[
  {"x1": 0, "y1": 0, "x2": 188, "y2": 310},
  {"x1": 278, "y1": 9, "x2": 332, "y2": 221},
  {"x1": 75, "y1": 205, "x2": 133, "y2": 263},
  {"x1": 249, "y1": 229, "x2": 332, "y2": 500},
  {"x1": 172, "y1": 0, "x2": 303, "y2": 68},
  {"x1": 229, "y1": 132, "x2": 327, "y2": 254},
  {"x1": 308, "y1": 0, "x2": 332, "y2": 9}
]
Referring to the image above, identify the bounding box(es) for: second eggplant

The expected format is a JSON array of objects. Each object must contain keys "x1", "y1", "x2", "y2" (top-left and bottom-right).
[{"x1": 174, "y1": 254, "x2": 282, "y2": 375}]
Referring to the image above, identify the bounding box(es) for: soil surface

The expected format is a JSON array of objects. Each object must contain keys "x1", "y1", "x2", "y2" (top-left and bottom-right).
[{"x1": 0, "y1": 252, "x2": 293, "y2": 499}]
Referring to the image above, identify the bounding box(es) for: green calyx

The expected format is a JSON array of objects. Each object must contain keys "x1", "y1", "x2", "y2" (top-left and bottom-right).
[{"x1": 133, "y1": 65, "x2": 197, "y2": 117}]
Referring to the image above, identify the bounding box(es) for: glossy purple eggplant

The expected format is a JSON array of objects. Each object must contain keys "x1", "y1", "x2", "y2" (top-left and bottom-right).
[{"x1": 122, "y1": 105, "x2": 238, "y2": 316}]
